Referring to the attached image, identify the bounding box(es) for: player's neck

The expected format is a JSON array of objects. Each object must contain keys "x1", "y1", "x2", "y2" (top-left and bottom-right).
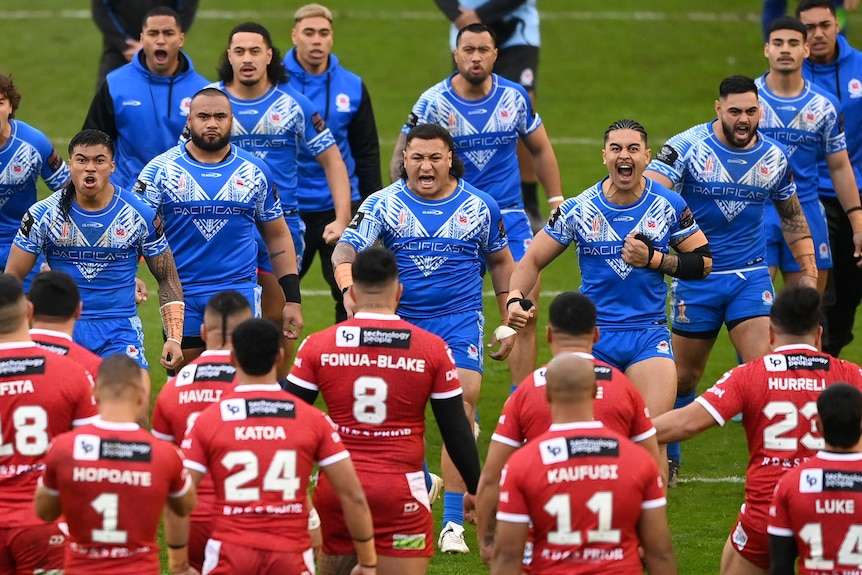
[
  {"x1": 146, "y1": 57, "x2": 181, "y2": 78},
  {"x1": 602, "y1": 178, "x2": 644, "y2": 206},
  {"x1": 549, "y1": 404, "x2": 595, "y2": 425},
  {"x1": 97, "y1": 404, "x2": 140, "y2": 424},
  {"x1": 550, "y1": 342, "x2": 592, "y2": 356},
  {"x1": 31, "y1": 320, "x2": 75, "y2": 337},
  {"x1": 235, "y1": 367, "x2": 278, "y2": 387},
  {"x1": 185, "y1": 142, "x2": 232, "y2": 165},
  {"x1": 75, "y1": 185, "x2": 115, "y2": 212},
  {"x1": 0, "y1": 326, "x2": 32, "y2": 344},
  {"x1": 772, "y1": 334, "x2": 819, "y2": 350},
  {"x1": 451, "y1": 74, "x2": 493, "y2": 100},
  {"x1": 225, "y1": 79, "x2": 273, "y2": 101},
  {"x1": 765, "y1": 70, "x2": 805, "y2": 97},
  {"x1": 355, "y1": 303, "x2": 397, "y2": 314}
]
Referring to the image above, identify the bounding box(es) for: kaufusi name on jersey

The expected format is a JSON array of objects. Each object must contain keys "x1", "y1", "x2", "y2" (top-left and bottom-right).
[
  {"x1": 547, "y1": 464, "x2": 620, "y2": 484},
  {"x1": 320, "y1": 353, "x2": 426, "y2": 373}
]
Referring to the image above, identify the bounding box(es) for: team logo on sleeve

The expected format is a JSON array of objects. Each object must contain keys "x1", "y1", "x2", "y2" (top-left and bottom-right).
[
  {"x1": 73, "y1": 435, "x2": 101, "y2": 461},
  {"x1": 679, "y1": 207, "x2": 695, "y2": 229},
  {"x1": 311, "y1": 112, "x2": 327, "y2": 133},
  {"x1": 47, "y1": 150, "x2": 64, "y2": 172},
  {"x1": 849, "y1": 78, "x2": 862, "y2": 98},
  {"x1": 347, "y1": 212, "x2": 364, "y2": 230},
  {"x1": 132, "y1": 180, "x2": 146, "y2": 195},
  {"x1": 497, "y1": 219, "x2": 507, "y2": 239},
  {"x1": 655, "y1": 144, "x2": 678, "y2": 166},
  {"x1": 406, "y1": 112, "x2": 419, "y2": 129},
  {"x1": 19, "y1": 210, "x2": 34, "y2": 236}
]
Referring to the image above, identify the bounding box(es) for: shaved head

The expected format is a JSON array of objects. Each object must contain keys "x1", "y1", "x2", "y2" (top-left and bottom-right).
[{"x1": 544, "y1": 353, "x2": 597, "y2": 405}]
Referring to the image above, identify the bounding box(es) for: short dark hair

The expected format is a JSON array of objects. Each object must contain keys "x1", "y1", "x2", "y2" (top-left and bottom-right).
[
  {"x1": 548, "y1": 292, "x2": 597, "y2": 337},
  {"x1": 68, "y1": 129, "x2": 114, "y2": 158},
  {"x1": 232, "y1": 318, "x2": 281, "y2": 376},
  {"x1": 191, "y1": 86, "x2": 231, "y2": 106},
  {"x1": 0, "y1": 73, "x2": 21, "y2": 117},
  {"x1": 96, "y1": 354, "x2": 143, "y2": 400},
  {"x1": 796, "y1": 0, "x2": 837, "y2": 18},
  {"x1": 217, "y1": 22, "x2": 288, "y2": 85},
  {"x1": 142, "y1": 6, "x2": 183, "y2": 30},
  {"x1": 400, "y1": 124, "x2": 465, "y2": 180},
  {"x1": 205, "y1": 290, "x2": 251, "y2": 348},
  {"x1": 767, "y1": 15, "x2": 808, "y2": 40},
  {"x1": 604, "y1": 119, "x2": 648, "y2": 145},
  {"x1": 719, "y1": 75, "x2": 758, "y2": 99},
  {"x1": 0, "y1": 274, "x2": 26, "y2": 335},
  {"x1": 353, "y1": 248, "x2": 399, "y2": 289},
  {"x1": 29, "y1": 271, "x2": 79, "y2": 320},
  {"x1": 770, "y1": 286, "x2": 821, "y2": 336},
  {"x1": 455, "y1": 23, "x2": 497, "y2": 47},
  {"x1": 817, "y1": 383, "x2": 862, "y2": 448}
]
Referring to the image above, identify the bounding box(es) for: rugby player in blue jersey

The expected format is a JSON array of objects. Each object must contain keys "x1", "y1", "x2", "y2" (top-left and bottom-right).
[
  {"x1": 335, "y1": 123, "x2": 514, "y2": 554},
  {"x1": 507, "y1": 119, "x2": 712, "y2": 490},
  {"x1": 6, "y1": 129, "x2": 185, "y2": 425},
  {"x1": 644, "y1": 75, "x2": 816, "y2": 485}
]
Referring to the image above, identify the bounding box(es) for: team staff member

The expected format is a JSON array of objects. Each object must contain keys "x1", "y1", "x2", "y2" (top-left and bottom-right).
[
  {"x1": 84, "y1": 7, "x2": 208, "y2": 189},
  {"x1": 286, "y1": 3, "x2": 382, "y2": 324}
]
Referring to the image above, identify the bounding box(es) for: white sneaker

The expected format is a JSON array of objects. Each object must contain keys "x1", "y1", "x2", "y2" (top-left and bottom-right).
[
  {"x1": 438, "y1": 521, "x2": 469, "y2": 554},
  {"x1": 428, "y1": 473, "x2": 444, "y2": 506}
]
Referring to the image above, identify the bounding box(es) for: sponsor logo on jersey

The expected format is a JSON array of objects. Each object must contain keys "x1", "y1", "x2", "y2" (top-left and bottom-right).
[
  {"x1": 393, "y1": 534, "x2": 426, "y2": 550},
  {"x1": 594, "y1": 365, "x2": 613, "y2": 381},
  {"x1": 336, "y1": 326, "x2": 361, "y2": 347},
  {"x1": 396, "y1": 209, "x2": 408, "y2": 231},
  {"x1": 0, "y1": 356, "x2": 46, "y2": 376},
  {"x1": 726, "y1": 158, "x2": 748, "y2": 165},
  {"x1": 800, "y1": 468, "x2": 823, "y2": 493},
  {"x1": 348, "y1": 212, "x2": 363, "y2": 230},
  {"x1": 541, "y1": 436, "x2": 620, "y2": 464},
  {"x1": 73, "y1": 434, "x2": 101, "y2": 461},
  {"x1": 99, "y1": 440, "x2": 153, "y2": 462},
  {"x1": 122, "y1": 100, "x2": 142, "y2": 106},
  {"x1": 241, "y1": 398, "x2": 297, "y2": 419},
  {"x1": 237, "y1": 109, "x2": 259, "y2": 115},
  {"x1": 422, "y1": 209, "x2": 443, "y2": 215},
  {"x1": 335, "y1": 93, "x2": 351, "y2": 113},
  {"x1": 221, "y1": 398, "x2": 247, "y2": 420},
  {"x1": 81, "y1": 222, "x2": 103, "y2": 228},
  {"x1": 358, "y1": 328, "x2": 412, "y2": 349},
  {"x1": 467, "y1": 108, "x2": 487, "y2": 115},
  {"x1": 19, "y1": 210, "x2": 34, "y2": 236},
  {"x1": 613, "y1": 216, "x2": 634, "y2": 222}
]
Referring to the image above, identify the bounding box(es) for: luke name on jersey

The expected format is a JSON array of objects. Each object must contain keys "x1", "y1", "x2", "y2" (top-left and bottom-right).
[{"x1": 219, "y1": 397, "x2": 296, "y2": 441}]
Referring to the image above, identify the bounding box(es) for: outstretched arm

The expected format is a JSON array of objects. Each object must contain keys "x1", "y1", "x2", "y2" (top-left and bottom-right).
[{"x1": 144, "y1": 249, "x2": 184, "y2": 370}]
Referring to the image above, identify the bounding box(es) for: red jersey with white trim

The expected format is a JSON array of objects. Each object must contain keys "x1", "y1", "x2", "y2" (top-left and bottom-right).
[
  {"x1": 182, "y1": 385, "x2": 348, "y2": 552},
  {"x1": 497, "y1": 422, "x2": 666, "y2": 574},
  {"x1": 286, "y1": 312, "x2": 462, "y2": 473},
  {"x1": 152, "y1": 349, "x2": 237, "y2": 520},
  {"x1": 30, "y1": 328, "x2": 102, "y2": 379},
  {"x1": 696, "y1": 344, "x2": 862, "y2": 528},
  {"x1": 492, "y1": 353, "x2": 655, "y2": 448},
  {"x1": 40, "y1": 420, "x2": 191, "y2": 575},
  {"x1": 768, "y1": 451, "x2": 862, "y2": 574},
  {"x1": 0, "y1": 341, "x2": 97, "y2": 526}
]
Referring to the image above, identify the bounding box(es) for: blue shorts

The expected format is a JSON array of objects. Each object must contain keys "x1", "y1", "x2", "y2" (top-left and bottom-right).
[
  {"x1": 501, "y1": 209, "x2": 533, "y2": 262},
  {"x1": 183, "y1": 284, "x2": 262, "y2": 338},
  {"x1": 410, "y1": 310, "x2": 484, "y2": 374},
  {"x1": 670, "y1": 268, "x2": 774, "y2": 337},
  {"x1": 592, "y1": 325, "x2": 673, "y2": 371},
  {"x1": 256, "y1": 213, "x2": 307, "y2": 274},
  {"x1": 764, "y1": 200, "x2": 832, "y2": 271},
  {"x1": 74, "y1": 316, "x2": 148, "y2": 370}
]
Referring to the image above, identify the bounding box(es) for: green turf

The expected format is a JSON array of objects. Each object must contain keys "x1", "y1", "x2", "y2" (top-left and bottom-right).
[{"x1": 3, "y1": 1, "x2": 862, "y2": 573}]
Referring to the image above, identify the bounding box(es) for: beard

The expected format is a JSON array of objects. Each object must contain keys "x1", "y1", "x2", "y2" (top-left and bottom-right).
[
  {"x1": 190, "y1": 131, "x2": 231, "y2": 152},
  {"x1": 720, "y1": 119, "x2": 756, "y2": 149}
]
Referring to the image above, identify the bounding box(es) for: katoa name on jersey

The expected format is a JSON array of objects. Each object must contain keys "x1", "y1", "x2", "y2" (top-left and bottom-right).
[
  {"x1": 234, "y1": 425, "x2": 286, "y2": 440},
  {"x1": 547, "y1": 464, "x2": 618, "y2": 484},
  {"x1": 0, "y1": 380, "x2": 34, "y2": 395},
  {"x1": 320, "y1": 353, "x2": 426, "y2": 372}
]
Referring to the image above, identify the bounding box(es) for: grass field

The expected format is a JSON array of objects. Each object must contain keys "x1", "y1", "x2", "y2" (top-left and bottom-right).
[{"x1": 3, "y1": 1, "x2": 862, "y2": 573}]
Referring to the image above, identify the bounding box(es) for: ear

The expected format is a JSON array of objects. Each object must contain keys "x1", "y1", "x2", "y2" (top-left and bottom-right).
[
  {"x1": 74, "y1": 301, "x2": 83, "y2": 320},
  {"x1": 592, "y1": 327, "x2": 600, "y2": 345},
  {"x1": 200, "y1": 323, "x2": 208, "y2": 344}
]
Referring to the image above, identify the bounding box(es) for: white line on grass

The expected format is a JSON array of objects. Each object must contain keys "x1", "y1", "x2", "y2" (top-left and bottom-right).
[{"x1": 679, "y1": 476, "x2": 746, "y2": 484}]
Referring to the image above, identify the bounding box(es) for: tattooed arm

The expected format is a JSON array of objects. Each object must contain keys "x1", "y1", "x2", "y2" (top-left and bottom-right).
[
  {"x1": 144, "y1": 249, "x2": 184, "y2": 370},
  {"x1": 774, "y1": 194, "x2": 818, "y2": 285}
]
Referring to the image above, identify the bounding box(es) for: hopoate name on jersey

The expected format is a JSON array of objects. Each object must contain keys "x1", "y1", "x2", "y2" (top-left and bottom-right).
[
  {"x1": 336, "y1": 326, "x2": 412, "y2": 349},
  {"x1": 0, "y1": 356, "x2": 45, "y2": 376},
  {"x1": 72, "y1": 466, "x2": 152, "y2": 486},
  {"x1": 320, "y1": 353, "x2": 426, "y2": 373},
  {"x1": 220, "y1": 397, "x2": 296, "y2": 421},
  {"x1": 178, "y1": 388, "x2": 224, "y2": 404},
  {"x1": 539, "y1": 435, "x2": 620, "y2": 466},
  {"x1": 0, "y1": 380, "x2": 35, "y2": 395},
  {"x1": 74, "y1": 435, "x2": 152, "y2": 462},
  {"x1": 764, "y1": 353, "x2": 830, "y2": 372}
]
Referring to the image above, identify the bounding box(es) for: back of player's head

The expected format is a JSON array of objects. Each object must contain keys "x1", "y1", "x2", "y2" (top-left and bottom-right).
[
  {"x1": 353, "y1": 248, "x2": 399, "y2": 291},
  {"x1": 142, "y1": 6, "x2": 183, "y2": 30},
  {"x1": 456, "y1": 23, "x2": 497, "y2": 48},
  {"x1": 0, "y1": 274, "x2": 27, "y2": 334},
  {"x1": 204, "y1": 290, "x2": 253, "y2": 348},
  {"x1": 767, "y1": 16, "x2": 808, "y2": 40},
  {"x1": 217, "y1": 22, "x2": 288, "y2": 85},
  {"x1": 796, "y1": 0, "x2": 837, "y2": 17},
  {"x1": 604, "y1": 119, "x2": 648, "y2": 146},
  {"x1": 232, "y1": 318, "x2": 281, "y2": 376},
  {"x1": 545, "y1": 353, "x2": 597, "y2": 404},
  {"x1": 769, "y1": 286, "x2": 821, "y2": 336},
  {"x1": 95, "y1": 354, "x2": 143, "y2": 401},
  {"x1": 294, "y1": 3, "x2": 333, "y2": 22},
  {"x1": 29, "y1": 271, "x2": 80, "y2": 320},
  {"x1": 68, "y1": 129, "x2": 114, "y2": 158},
  {"x1": 0, "y1": 73, "x2": 21, "y2": 117},
  {"x1": 548, "y1": 292, "x2": 597, "y2": 337},
  {"x1": 817, "y1": 383, "x2": 862, "y2": 448},
  {"x1": 401, "y1": 124, "x2": 465, "y2": 179},
  {"x1": 719, "y1": 75, "x2": 758, "y2": 99}
]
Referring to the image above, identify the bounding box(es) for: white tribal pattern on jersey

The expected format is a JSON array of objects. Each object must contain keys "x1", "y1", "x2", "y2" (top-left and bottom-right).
[
  {"x1": 135, "y1": 144, "x2": 282, "y2": 295},
  {"x1": 545, "y1": 177, "x2": 700, "y2": 327},
  {"x1": 339, "y1": 178, "x2": 507, "y2": 319},
  {"x1": 14, "y1": 188, "x2": 166, "y2": 319},
  {"x1": 647, "y1": 122, "x2": 796, "y2": 272},
  {"x1": 756, "y1": 75, "x2": 845, "y2": 203},
  {"x1": 212, "y1": 81, "x2": 336, "y2": 214},
  {"x1": 404, "y1": 74, "x2": 541, "y2": 209}
]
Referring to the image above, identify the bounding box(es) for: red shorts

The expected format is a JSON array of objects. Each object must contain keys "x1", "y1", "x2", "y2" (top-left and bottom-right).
[
  {"x1": 729, "y1": 503, "x2": 770, "y2": 570},
  {"x1": 189, "y1": 517, "x2": 212, "y2": 573},
  {"x1": 315, "y1": 469, "x2": 432, "y2": 558},
  {"x1": 0, "y1": 522, "x2": 66, "y2": 575},
  {"x1": 202, "y1": 538, "x2": 314, "y2": 575}
]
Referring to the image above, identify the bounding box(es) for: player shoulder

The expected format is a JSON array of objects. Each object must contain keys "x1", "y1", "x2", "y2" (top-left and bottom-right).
[
  {"x1": 459, "y1": 179, "x2": 501, "y2": 210},
  {"x1": 9, "y1": 120, "x2": 50, "y2": 147}
]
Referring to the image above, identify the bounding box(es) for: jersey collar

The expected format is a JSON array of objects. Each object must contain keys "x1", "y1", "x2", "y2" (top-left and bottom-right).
[
  {"x1": 92, "y1": 419, "x2": 140, "y2": 431},
  {"x1": 354, "y1": 312, "x2": 400, "y2": 321},
  {"x1": 548, "y1": 421, "x2": 604, "y2": 432}
]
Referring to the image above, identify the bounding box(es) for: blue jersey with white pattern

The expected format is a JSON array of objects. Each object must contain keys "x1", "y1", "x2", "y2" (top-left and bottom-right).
[
  {"x1": 212, "y1": 82, "x2": 337, "y2": 214},
  {"x1": 546, "y1": 177, "x2": 700, "y2": 327},
  {"x1": 13, "y1": 187, "x2": 166, "y2": 319},
  {"x1": 339, "y1": 179, "x2": 507, "y2": 319},
  {"x1": 647, "y1": 122, "x2": 796, "y2": 272},
  {"x1": 755, "y1": 74, "x2": 845, "y2": 204},
  {"x1": 135, "y1": 143, "x2": 283, "y2": 296},
  {"x1": 0, "y1": 120, "x2": 69, "y2": 265},
  {"x1": 404, "y1": 74, "x2": 541, "y2": 209}
]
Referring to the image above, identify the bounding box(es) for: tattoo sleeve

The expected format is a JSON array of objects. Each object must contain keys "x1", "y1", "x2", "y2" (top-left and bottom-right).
[
  {"x1": 145, "y1": 250, "x2": 184, "y2": 306},
  {"x1": 775, "y1": 196, "x2": 817, "y2": 276}
]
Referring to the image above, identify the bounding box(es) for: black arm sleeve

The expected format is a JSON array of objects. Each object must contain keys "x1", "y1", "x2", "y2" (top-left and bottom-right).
[
  {"x1": 475, "y1": 0, "x2": 529, "y2": 24},
  {"x1": 430, "y1": 396, "x2": 481, "y2": 495},
  {"x1": 768, "y1": 535, "x2": 797, "y2": 575},
  {"x1": 346, "y1": 83, "x2": 383, "y2": 200},
  {"x1": 281, "y1": 380, "x2": 320, "y2": 405},
  {"x1": 433, "y1": 0, "x2": 462, "y2": 22},
  {"x1": 668, "y1": 243, "x2": 711, "y2": 280},
  {"x1": 175, "y1": 0, "x2": 200, "y2": 32},
  {"x1": 82, "y1": 81, "x2": 118, "y2": 139},
  {"x1": 91, "y1": 0, "x2": 131, "y2": 52}
]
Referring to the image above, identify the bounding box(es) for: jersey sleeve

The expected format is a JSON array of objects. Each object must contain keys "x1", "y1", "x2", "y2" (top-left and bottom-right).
[
  {"x1": 637, "y1": 453, "x2": 666, "y2": 509},
  {"x1": 182, "y1": 409, "x2": 212, "y2": 474},
  {"x1": 625, "y1": 385, "x2": 656, "y2": 443},
  {"x1": 129, "y1": 193, "x2": 169, "y2": 258},
  {"x1": 338, "y1": 193, "x2": 385, "y2": 252},
  {"x1": 133, "y1": 155, "x2": 167, "y2": 211},
  {"x1": 481, "y1": 195, "x2": 508, "y2": 255},
  {"x1": 32, "y1": 132, "x2": 70, "y2": 192},
  {"x1": 296, "y1": 94, "x2": 337, "y2": 158},
  {"x1": 251, "y1": 158, "x2": 284, "y2": 224},
  {"x1": 313, "y1": 411, "x2": 350, "y2": 468},
  {"x1": 285, "y1": 335, "x2": 321, "y2": 393},
  {"x1": 401, "y1": 88, "x2": 437, "y2": 134},
  {"x1": 429, "y1": 340, "x2": 462, "y2": 400},
  {"x1": 668, "y1": 194, "x2": 701, "y2": 244},
  {"x1": 767, "y1": 473, "x2": 795, "y2": 536},
  {"x1": 646, "y1": 129, "x2": 701, "y2": 186},
  {"x1": 515, "y1": 84, "x2": 542, "y2": 138},
  {"x1": 39, "y1": 434, "x2": 66, "y2": 493},
  {"x1": 496, "y1": 458, "x2": 532, "y2": 524},
  {"x1": 543, "y1": 197, "x2": 579, "y2": 248},
  {"x1": 695, "y1": 367, "x2": 746, "y2": 426},
  {"x1": 492, "y1": 390, "x2": 528, "y2": 448},
  {"x1": 151, "y1": 386, "x2": 176, "y2": 443},
  {"x1": 821, "y1": 95, "x2": 846, "y2": 156},
  {"x1": 164, "y1": 444, "x2": 193, "y2": 498},
  {"x1": 13, "y1": 198, "x2": 52, "y2": 255},
  {"x1": 769, "y1": 146, "x2": 797, "y2": 202}
]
